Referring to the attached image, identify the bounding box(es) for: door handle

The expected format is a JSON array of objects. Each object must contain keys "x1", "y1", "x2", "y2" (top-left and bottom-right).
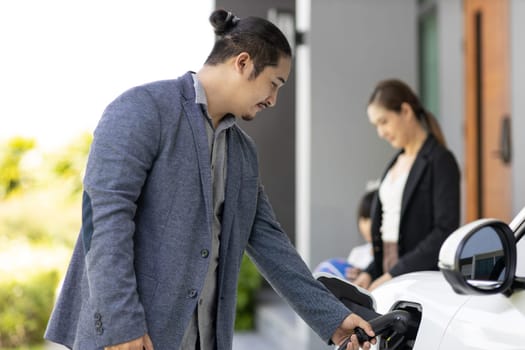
[{"x1": 494, "y1": 115, "x2": 512, "y2": 164}]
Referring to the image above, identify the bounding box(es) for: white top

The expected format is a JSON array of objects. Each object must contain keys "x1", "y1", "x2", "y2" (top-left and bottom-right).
[
  {"x1": 379, "y1": 169, "x2": 409, "y2": 242},
  {"x1": 347, "y1": 242, "x2": 373, "y2": 269}
]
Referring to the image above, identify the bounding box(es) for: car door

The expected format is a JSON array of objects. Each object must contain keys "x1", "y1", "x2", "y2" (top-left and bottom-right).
[{"x1": 438, "y1": 290, "x2": 525, "y2": 349}]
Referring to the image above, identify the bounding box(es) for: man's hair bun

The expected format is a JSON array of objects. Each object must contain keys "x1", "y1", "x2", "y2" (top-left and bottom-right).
[{"x1": 209, "y1": 9, "x2": 240, "y2": 36}]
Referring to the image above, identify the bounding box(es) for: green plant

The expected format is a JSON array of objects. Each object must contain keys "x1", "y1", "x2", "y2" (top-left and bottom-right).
[
  {"x1": 2, "y1": 344, "x2": 46, "y2": 350},
  {"x1": 0, "y1": 134, "x2": 87, "y2": 348},
  {"x1": 0, "y1": 137, "x2": 36, "y2": 199},
  {"x1": 49, "y1": 131, "x2": 92, "y2": 197},
  {"x1": 0, "y1": 133, "x2": 91, "y2": 247},
  {"x1": 0, "y1": 270, "x2": 60, "y2": 348},
  {"x1": 235, "y1": 253, "x2": 262, "y2": 330}
]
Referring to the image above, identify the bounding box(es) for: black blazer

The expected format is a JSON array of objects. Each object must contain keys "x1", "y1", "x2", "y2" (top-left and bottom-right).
[{"x1": 365, "y1": 134, "x2": 460, "y2": 279}]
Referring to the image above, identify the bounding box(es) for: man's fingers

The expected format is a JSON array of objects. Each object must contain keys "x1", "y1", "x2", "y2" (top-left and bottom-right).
[
  {"x1": 143, "y1": 334, "x2": 154, "y2": 350},
  {"x1": 349, "y1": 314, "x2": 375, "y2": 338},
  {"x1": 345, "y1": 334, "x2": 368, "y2": 350},
  {"x1": 104, "y1": 335, "x2": 145, "y2": 350}
]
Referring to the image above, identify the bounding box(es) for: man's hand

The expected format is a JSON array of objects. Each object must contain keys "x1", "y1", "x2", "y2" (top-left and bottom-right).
[
  {"x1": 104, "y1": 334, "x2": 154, "y2": 350},
  {"x1": 332, "y1": 313, "x2": 376, "y2": 350}
]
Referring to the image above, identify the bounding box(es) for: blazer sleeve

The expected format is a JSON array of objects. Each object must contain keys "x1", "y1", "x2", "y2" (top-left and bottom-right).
[
  {"x1": 389, "y1": 149, "x2": 460, "y2": 277},
  {"x1": 245, "y1": 184, "x2": 351, "y2": 344},
  {"x1": 82, "y1": 86, "x2": 161, "y2": 347}
]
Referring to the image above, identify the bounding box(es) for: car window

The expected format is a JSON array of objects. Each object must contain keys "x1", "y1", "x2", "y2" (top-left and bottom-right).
[{"x1": 517, "y1": 235, "x2": 524, "y2": 277}]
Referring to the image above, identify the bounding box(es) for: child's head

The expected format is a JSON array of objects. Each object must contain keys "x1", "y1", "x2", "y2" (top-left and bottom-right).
[{"x1": 357, "y1": 190, "x2": 376, "y2": 243}]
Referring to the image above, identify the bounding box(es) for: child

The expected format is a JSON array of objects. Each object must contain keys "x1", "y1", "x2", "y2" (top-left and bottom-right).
[{"x1": 314, "y1": 190, "x2": 375, "y2": 281}]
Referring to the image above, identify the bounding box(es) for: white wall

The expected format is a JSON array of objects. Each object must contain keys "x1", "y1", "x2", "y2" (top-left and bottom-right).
[
  {"x1": 300, "y1": 0, "x2": 417, "y2": 269},
  {"x1": 511, "y1": 0, "x2": 525, "y2": 214},
  {"x1": 296, "y1": 1, "x2": 417, "y2": 349},
  {"x1": 437, "y1": 0, "x2": 465, "y2": 222}
]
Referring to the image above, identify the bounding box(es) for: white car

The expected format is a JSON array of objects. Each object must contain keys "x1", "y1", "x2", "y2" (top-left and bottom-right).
[{"x1": 317, "y1": 207, "x2": 525, "y2": 350}]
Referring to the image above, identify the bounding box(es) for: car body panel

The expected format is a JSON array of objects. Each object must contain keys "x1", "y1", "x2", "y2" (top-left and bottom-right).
[
  {"x1": 364, "y1": 207, "x2": 525, "y2": 350},
  {"x1": 438, "y1": 290, "x2": 525, "y2": 350},
  {"x1": 517, "y1": 237, "x2": 525, "y2": 276},
  {"x1": 369, "y1": 271, "x2": 525, "y2": 349},
  {"x1": 371, "y1": 271, "x2": 472, "y2": 350}
]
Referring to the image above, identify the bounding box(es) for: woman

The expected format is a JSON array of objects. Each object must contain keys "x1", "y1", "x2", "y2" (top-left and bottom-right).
[{"x1": 354, "y1": 79, "x2": 460, "y2": 291}]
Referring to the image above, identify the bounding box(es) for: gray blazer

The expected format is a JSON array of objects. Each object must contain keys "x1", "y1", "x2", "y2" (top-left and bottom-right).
[{"x1": 45, "y1": 72, "x2": 351, "y2": 350}]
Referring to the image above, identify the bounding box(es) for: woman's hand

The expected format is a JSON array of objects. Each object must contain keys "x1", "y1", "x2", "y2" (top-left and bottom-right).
[
  {"x1": 345, "y1": 267, "x2": 361, "y2": 281},
  {"x1": 369, "y1": 273, "x2": 392, "y2": 291},
  {"x1": 105, "y1": 334, "x2": 154, "y2": 350},
  {"x1": 353, "y1": 272, "x2": 372, "y2": 289}
]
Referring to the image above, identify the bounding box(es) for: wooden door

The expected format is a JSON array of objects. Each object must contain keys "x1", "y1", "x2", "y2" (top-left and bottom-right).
[{"x1": 465, "y1": 0, "x2": 512, "y2": 222}]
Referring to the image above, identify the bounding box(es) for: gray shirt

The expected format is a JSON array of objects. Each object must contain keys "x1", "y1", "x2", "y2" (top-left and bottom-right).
[{"x1": 180, "y1": 74, "x2": 235, "y2": 349}]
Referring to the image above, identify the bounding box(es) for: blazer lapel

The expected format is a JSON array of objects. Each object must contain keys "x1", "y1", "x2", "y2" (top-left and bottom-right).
[
  {"x1": 223, "y1": 131, "x2": 242, "y2": 212},
  {"x1": 216, "y1": 129, "x2": 242, "y2": 287},
  {"x1": 219, "y1": 130, "x2": 241, "y2": 248},
  {"x1": 400, "y1": 135, "x2": 435, "y2": 217},
  {"x1": 179, "y1": 73, "x2": 213, "y2": 230}
]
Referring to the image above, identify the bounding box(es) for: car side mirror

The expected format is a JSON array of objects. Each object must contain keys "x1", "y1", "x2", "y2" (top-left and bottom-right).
[{"x1": 438, "y1": 219, "x2": 516, "y2": 295}]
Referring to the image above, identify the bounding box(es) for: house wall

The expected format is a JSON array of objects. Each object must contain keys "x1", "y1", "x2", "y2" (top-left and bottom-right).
[
  {"x1": 437, "y1": 0, "x2": 524, "y2": 217},
  {"x1": 511, "y1": 0, "x2": 525, "y2": 213},
  {"x1": 214, "y1": 0, "x2": 297, "y2": 241},
  {"x1": 512, "y1": 0, "x2": 525, "y2": 273},
  {"x1": 303, "y1": 0, "x2": 418, "y2": 271},
  {"x1": 296, "y1": 1, "x2": 418, "y2": 348},
  {"x1": 437, "y1": 0, "x2": 465, "y2": 222}
]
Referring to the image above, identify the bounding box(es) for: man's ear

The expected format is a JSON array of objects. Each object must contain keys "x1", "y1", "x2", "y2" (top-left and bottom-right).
[{"x1": 234, "y1": 52, "x2": 253, "y2": 76}]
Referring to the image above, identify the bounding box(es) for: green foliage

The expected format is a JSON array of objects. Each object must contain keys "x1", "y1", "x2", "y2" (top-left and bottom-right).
[
  {"x1": 2, "y1": 344, "x2": 45, "y2": 350},
  {"x1": 0, "y1": 133, "x2": 90, "y2": 348},
  {"x1": 0, "y1": 270, "x2": 59, "y2": 348},
  {"x1": 0, "y1": 137, "x2": 36, "y2": 199},
  {"x1": 49, "y1": 132, "x2": 92, "y2": 197},
  {"x1": 0, "y1": 189, "x2": 81, "y2": 247},
  {"x1": 235, "y1": 254, "x2": 262, "y2": 330},
  {"x1": 0, "y1": 134, "x2": 92, "y2": 247}
]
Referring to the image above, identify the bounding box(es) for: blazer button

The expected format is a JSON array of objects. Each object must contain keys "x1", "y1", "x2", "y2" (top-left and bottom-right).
[
  {"x1": 201, "y1": 249, "x2": 209, "y2": 258},
  {"x1": 96, "y1": 327, "x2": 104, "y2": 335},
  {"x1": 188, "y1": 289, "x2": 198, "y2": 298},
  {"x1": 94, "y1": 312, "x2": 102, "y2": 321}
]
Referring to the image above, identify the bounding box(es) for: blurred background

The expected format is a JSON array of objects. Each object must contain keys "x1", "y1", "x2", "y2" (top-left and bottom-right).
[
  {"x1": 1, "y1": 1, "x2": 525, "y2": 349},
  {"x1": 0, "y1": 1, "x2": 213, "y2": 348}
]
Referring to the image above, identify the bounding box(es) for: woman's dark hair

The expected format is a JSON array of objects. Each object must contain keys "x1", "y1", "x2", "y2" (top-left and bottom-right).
[
  {"x1": 357, "y1": 190, "x2": 376, "y2": 220},
  {"x1": 205, "y1": 9, "x2": 292, "y2": 78},
  {"x1": 368, "y1": 79, "x2": 447, "y2": 147}
]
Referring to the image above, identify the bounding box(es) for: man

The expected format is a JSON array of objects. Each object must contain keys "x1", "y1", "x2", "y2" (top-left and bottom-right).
[{"x1": 45, "y1": 9, "x2": 374, "y2": 350}]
